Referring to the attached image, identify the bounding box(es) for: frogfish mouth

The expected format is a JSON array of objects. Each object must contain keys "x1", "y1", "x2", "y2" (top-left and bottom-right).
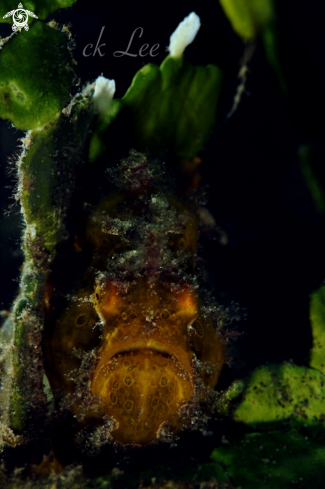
[{"x1": 45, "y1": 152, "x2": 225, "y2": 446}]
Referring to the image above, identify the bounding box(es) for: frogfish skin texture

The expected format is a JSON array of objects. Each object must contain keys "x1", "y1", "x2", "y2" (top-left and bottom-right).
[{"x1": 45, "y1": 152, "x2": 225, "y2": 446}]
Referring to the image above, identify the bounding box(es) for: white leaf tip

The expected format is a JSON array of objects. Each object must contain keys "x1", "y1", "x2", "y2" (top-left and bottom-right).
[
  {"x1": 93, "y1": 76, "x2": 116, "y2": 114},
  {"x1": 168, "y1": 12, "x2": 201, "y2": 58}
]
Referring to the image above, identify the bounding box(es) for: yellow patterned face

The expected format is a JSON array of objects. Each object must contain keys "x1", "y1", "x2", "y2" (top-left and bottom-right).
[{"x1": 45, "y1": 156, "x2": 225, "y2": 446}]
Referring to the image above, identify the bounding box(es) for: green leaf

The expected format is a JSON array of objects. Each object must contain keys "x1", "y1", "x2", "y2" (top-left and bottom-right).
[
  {"x1": 0, "y1": 21, "x2": 74, "y2": 130},
  {"x1": 211, "y1": 430, "x2": 325, "y2": 489},
  {"x1": 89, "y1": 56, "x2": 223, "y2": 163},
  {"x1": 0, "y1": 0, "x2": 77, "y2": 25},
  {"x1": 310, "y1": 284, "x2": 325, "y2": 374},
  {"x1": 218, "y1": 0, "x2": 275, "y2": 41},
  {"x1": 233, "y1": 363, "x2": 325, "y2": 430}
]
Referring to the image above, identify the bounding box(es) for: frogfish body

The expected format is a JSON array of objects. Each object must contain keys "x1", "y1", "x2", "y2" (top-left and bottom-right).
[{"x1": 44, "y1": 151, "x2": 225, "y2": 446}]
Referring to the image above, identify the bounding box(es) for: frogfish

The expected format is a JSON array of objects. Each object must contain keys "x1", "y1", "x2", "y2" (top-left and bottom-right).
[{"x1": 44, "y1": 151, "x2": 225, "y2": 447}]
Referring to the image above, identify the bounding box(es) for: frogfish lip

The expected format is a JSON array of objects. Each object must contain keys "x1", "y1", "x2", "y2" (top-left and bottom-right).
[
  {"x1": 112, "y1": 347, "x2": 173, "y2": 360},
  {"x1": 96, "y1": 337, "x2": 193, "y2": 377},
  {"x1": 92, "y1": 340, "x2": 193, "y2": 387}
]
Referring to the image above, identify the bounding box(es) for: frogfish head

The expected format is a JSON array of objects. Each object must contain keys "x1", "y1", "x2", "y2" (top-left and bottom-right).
[{"x1": 90, "y1": 280, "x2": 201, "y2": 445}]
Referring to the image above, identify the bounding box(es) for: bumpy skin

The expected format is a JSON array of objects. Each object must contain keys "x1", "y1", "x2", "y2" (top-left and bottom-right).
[{"x1": 45, "y1": 153, "x2": 225, "y2": 446}]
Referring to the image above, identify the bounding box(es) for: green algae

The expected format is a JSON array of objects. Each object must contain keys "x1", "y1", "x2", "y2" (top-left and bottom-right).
[
  {"x1": 211, "y1": 430, "x2": 325, "y2": 489},
  {"x1": 213, "y1": 380, "x2": 246, "y2": 416},
  {"x1": 233, "y1": 363, "x2": 325, "y2": 430},
  {"x1": 0, "y1": 22, "x2": 74, "y2": 130}
]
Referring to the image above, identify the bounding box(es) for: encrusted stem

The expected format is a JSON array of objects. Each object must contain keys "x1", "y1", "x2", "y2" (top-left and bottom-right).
[{"x1": 0, "y1": 85, "x2": 95, "y2": 439}]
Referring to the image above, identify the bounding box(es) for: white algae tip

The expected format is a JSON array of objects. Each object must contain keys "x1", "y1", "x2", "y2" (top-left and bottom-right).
[
  {"x1": 168, "y1": 12, "x2": 201, "y2": 58},
  {"x1": 93, "y1": 76, "x2": 116, "y2": 114}
]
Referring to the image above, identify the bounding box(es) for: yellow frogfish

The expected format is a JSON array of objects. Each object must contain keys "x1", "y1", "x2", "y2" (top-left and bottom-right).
[{"x1": 44, "y1": 151, "x2": 225, "y2": 447}]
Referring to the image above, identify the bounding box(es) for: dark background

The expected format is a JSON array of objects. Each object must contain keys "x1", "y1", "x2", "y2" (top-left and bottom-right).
[{"x1": 1, "y1": 0, "x2": 325, "y2": 386}]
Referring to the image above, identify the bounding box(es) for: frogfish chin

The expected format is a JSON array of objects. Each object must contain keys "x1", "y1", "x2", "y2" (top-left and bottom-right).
[
  {"x1": 44, "y1": 151, "x2": 225, "y2": 447},
  {"x1": 91, "y1": 350, "x2": 194, "y2": 446}
]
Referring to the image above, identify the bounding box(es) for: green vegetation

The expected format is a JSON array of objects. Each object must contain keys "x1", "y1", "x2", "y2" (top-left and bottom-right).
[
  {"x1": 0, "y1": 22, "x2": 74, "y2": 130},
  {"x1": 89, "y1": 56, "x2": 223, "y2": 162}
]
